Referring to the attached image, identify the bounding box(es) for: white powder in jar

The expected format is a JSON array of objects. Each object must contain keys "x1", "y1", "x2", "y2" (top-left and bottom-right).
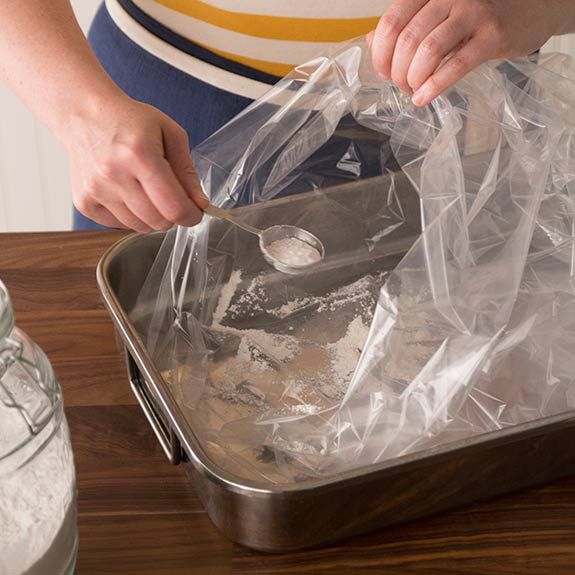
[
  {"x1": 0, "y1": 414, "x2": 77, "y2": 575},
  {"x1": 265, "y1": 238, "x2": 321, "y2": 267}
]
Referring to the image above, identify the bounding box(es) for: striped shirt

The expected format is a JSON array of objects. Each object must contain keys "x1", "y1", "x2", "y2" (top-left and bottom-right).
[{"x1": 130, "y1": 0, "x2": 391, "y2": 77}]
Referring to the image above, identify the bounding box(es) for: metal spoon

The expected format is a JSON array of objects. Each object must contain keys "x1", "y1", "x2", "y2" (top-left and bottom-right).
[{"x1": 204, "y1": 204, "x2": 325, "y2": 275}]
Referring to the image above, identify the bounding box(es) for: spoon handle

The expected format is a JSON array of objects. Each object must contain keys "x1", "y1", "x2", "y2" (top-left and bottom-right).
[{"x1": 204, "y1": 205, "x2": 262, "y2": 237}]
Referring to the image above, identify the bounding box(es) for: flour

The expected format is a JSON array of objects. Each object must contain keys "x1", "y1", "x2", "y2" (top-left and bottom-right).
[
  {"x1": 278, "y1": 316, "x2": 371, "y2": 402},
  {"x1": 274, "y1": 297, "x2": 315, "y2": 319},
  {"x1": 215, "y1": 269, "x2": 383, "y2": 325},
  {"x1": 227, "y1": 275, "x2": 268, "y2": 318},
  {"x1": 265, "y1": 238, "x2": 322, "y2": 267},
  {"x1": 325, "y1": 316, "x2": 370, "y2": 397},
  {"x1": 283, "y1": 274, "x2": 384, "y2": 319},
  {"x1": 232, "y1": 328, "x2": 300, "y2": 371},
  {"x1": 0, "y1": 412, "x2": 76, "y2": 575},
  {"x1": 190, "y1": 267, "x2": 388, "y2": 482},
  {"x1": 206, "y1": 266, "x2": 382, "y2": 416},
  {"x1": 213, "y1": 269, "x2": 242, "y2": 325},
  {"x1": 318, "y1": 275, "x2": 383, "y2": 314},
  {"x1": 209, "y1": 271, "x2": 302, "y2": 408},
  {"x1": 210, "y1": 270, "x2": 382, "y2": 383}
]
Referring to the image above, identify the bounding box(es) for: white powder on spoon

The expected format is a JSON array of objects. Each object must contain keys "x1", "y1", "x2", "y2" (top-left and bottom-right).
[{"x1": 265, "y1": 238, "x2": 322, "y2": 267}]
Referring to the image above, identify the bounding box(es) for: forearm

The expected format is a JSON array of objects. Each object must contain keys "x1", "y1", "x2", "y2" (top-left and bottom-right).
[{"x1": 0, "y1": 0, "x2": 127, "y2": 146}]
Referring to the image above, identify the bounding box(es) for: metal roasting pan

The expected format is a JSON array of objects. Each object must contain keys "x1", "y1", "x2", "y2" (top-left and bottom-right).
[{"x1": 97, "y1": 174, "x2": 575, "y2": 552}]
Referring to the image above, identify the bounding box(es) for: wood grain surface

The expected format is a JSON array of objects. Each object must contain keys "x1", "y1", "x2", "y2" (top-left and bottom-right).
[{"x1": 1, "y1": 230, "x2": 574, "y2": 575}]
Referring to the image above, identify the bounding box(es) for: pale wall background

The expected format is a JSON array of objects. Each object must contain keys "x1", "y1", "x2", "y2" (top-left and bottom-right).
[
  {"x1": 0, "y1": 1, "x2": 99, "y2": 233},
  {"x1": 0, "y1": 7, "x2": 573, "y2": 232}
]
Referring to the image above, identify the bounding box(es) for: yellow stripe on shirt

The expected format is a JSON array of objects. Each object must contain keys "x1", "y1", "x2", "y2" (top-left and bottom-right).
[
  {"x1": 154, "y1": 0, "x2": 380, "y2": 42},
  {"x1": 200, "y1": 44, "x2": 300, "y2": 77},
  {"x1": 131, "y1": 0, "x2": 391, "y2": 76}
]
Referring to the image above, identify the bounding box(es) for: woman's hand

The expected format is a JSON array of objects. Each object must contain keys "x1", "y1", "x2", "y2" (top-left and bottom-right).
[
  {"x1": 65, "y1": 95, "x2": 208, "y2": 232},
  {"x1": 0, "y1": 0, "x2": 208, "y2": 232},
  {"x1": 370, "y1": 0, "x2": 575, "y2": 107}
]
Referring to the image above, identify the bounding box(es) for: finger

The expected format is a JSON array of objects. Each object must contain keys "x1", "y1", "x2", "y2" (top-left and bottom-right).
[
  {"x1": 103, "y1": 196, "x2": 152, "y2": 234},
  {"x1": 412, "y1": 36, "x2": 489, "y2": 107},
  {"x1": 82, "y1": 166, "x2": 155, "y2": 232},
  {"x1": 371, "y1": 0, "x2": 429, "y2": 80},
  {"x1": 85, "y1": 204, "x2": 130, "y2": 230},
  {"x1": 92, "y1": 154, "x2": 175, "y2": 231},
  {"x1": 74, "y1": 191, "x2": 132, "y2": 230},
  {"x1": 390, "y1": 1, "x2": 450, "y2": 93},
  {"x1": 407, "y1": 16, "x2": 473, "y2": 92},
  {"x1": 120, "y1": 178, "x2": 174, "y2": 231},
  {"x1": 136, "y1": 154, "x2": 204, "y2": 227},
  {"x1": 162, "y1": 121, "x2": 209, "y2": 210}
]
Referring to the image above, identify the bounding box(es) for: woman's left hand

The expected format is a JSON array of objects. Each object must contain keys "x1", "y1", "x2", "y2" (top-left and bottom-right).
[{"x1": 369, "y1": 0, "x2": 575, "y2": 106}]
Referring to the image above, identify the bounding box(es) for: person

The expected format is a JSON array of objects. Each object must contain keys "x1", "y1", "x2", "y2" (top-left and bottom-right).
[{"x1": 1, "y1": 0, "x2": 574, "y2": 232}]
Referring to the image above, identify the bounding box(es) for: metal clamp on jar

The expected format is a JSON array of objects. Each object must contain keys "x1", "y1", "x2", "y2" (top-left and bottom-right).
[{"x1": 0, "y1": 280, "x2": 78, "y2": 575}]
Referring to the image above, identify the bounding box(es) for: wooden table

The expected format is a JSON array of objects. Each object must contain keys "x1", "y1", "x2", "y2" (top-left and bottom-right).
[{"x1": 2, "y1": 230, "x2": 575, "y2": 575}]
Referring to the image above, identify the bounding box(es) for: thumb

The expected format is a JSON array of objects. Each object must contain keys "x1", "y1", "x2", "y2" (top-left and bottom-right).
[{"x1": 162, "y1": 120, "x2": 210, "y2": 209}]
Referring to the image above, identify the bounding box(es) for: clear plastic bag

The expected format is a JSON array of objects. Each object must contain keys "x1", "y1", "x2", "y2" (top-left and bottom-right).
[{"x1": 135, "y1": 40, "x2": 575, "y2": 482}]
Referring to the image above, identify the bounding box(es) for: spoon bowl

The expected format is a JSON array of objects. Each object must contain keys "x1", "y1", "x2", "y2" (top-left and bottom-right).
[
  {"x1": 259, "y1": 225, "x2": 325, "y2": 275},
  {"x1": 204, "y1": 205, "x2": 325, "y2": 274}
]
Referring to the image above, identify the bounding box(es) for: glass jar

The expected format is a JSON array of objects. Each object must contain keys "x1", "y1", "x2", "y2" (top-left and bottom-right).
[{"x1": 0, "y1": 280, "x2": 78, "y2": 575}]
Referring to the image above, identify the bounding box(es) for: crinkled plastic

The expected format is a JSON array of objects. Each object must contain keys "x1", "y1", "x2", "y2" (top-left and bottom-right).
[{"x1": 134, "y1": 40, "x2": 575, "y2": 482}]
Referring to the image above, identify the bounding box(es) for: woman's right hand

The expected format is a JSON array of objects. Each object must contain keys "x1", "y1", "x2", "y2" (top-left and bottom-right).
[{"x1": 64, "y1": 95, "x2": 208, "y2": 232}]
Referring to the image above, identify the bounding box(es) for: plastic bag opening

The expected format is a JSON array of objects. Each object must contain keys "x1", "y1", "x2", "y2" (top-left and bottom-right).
[{"x1": 134, "y1": 40, "x2": 575, "y2": 484}]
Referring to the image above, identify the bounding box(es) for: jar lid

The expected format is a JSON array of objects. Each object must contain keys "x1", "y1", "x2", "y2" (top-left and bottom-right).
[{"x1": 0, "y1": 280, "x2": 14, "y2": 341}]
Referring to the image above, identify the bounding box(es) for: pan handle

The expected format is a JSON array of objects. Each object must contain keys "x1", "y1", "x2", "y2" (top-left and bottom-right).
[{"x1": 126, "y1": 352, "x2": 183, "y2": 465}]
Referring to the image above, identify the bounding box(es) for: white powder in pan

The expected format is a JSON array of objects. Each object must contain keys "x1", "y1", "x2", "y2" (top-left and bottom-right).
[
  {"x1": 227, "y1": 275, "x2": 268, "y2": 318},
  {"x1": 216, "y1": 270, "x2": 385, "y2": 324},
  {"x1": 318, "y1": 275, "x2": 382, "y2": 313},
  {"x1": 211, "y1": 271, "x2": 300, "y2": 373},
  {"x1": 327, "y1": 316, "x2": 369, "y2": 382},
  {"x1": 269, "y1": 274, "x2": 385, "y2": 320},
  {"x1": 274, "y1": 317, "x2": 371, "y2": 402},
  {"x1": 265, "y1": 238, "x2": 322, "y2": 267},
  {"x1": 274, "y1": 297, "x2": 315, "y2": 318},
  {"x1": 233, "y1": 328, "x2": 300, "y2": 367},
  {"x1": 209, "y1": 268, "x2": 380, "y2": 405},
  {"x1": 213, "y1": 269, "x2": 242, "y2": 325}
]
